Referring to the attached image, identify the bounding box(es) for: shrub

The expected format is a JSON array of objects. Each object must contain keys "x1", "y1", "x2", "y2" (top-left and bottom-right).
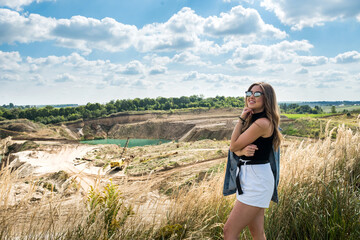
[{"x1": 87, "y1": 180, "x2": 133, "y2": 238}]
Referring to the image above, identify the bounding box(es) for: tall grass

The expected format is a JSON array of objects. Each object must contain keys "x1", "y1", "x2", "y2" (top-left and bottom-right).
[
  {"x1": 0, "y1": 122, "x2": 359, "y2": 239},
  {"x1": 265, "y1": 123, "x2": 360, "y2": 239},
  {"x1": 156, "y1": 122, "x2": 360, "y2": 239}
]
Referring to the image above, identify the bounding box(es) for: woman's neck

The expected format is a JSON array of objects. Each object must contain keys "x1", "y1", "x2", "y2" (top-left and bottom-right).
[{"x1": 253, "y1": 107, "x2": 264, "y2": 114}]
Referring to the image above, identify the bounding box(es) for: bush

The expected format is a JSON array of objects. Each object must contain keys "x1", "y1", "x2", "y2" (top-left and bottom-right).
[{"x1": 87, "y1": 181, "x2": 133, "y2": 238}]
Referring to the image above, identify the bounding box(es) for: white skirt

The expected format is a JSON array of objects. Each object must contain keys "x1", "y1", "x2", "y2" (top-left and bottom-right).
[{"x1": 236, "y1": 162, "x2": 274, "y2": 208}]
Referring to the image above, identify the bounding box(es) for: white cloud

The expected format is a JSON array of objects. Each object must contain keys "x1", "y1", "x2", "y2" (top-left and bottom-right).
[
  {"x1": 55, "y1": 73, "x2": 76, "y2": 83},
  {"x1": 0, "y1": 0, "x2": 54, "y2": 11},
  {"x1": 143, "y1": 54, "x2": 171, "y2": 66},
  {"x1": 297, "y1": 56, "x2": 328, "y2": 67},
  {"x1": 331, "y1": 51, "x2": 360, "y2": 64},
  {"x1": 0, "y1": 51, "x2": 159, "y2": 88},
  {"x1": 0, "y1": 9, "x2": 56, "y2": 44},
  {"x1": 223, "y1": 0, "x2": 255, "y2": 3},
  {"x1": 260, "y1": 64, "x2": 284, "y2": 74},
  {"x1": 172, "y1": 51, "x2": 208, "y2": 66},
  {"x1": 130, "y1": 79, "x2": 149, "y2": 88},
  {"x1": 31, "y1": 74, "x2": 47, "y2": 86},
  {"x1": 149, "y1": 66, "x2": 167, "y2": 75},
  {"x1": 136, "y1": 7, "x2": 203, "y2": 52},
  {"x1": 228, "y1": 40, "x2": 314, "y2": 69},
  {"x1": 261, "y1": 0, "x2": 360, "y2": 30},
  {"x1": 121, "y1": 60, "x2": 144, "y2": 75},
  {"x1": 0, "y1": 50, "x2": 22, "y2": 71},
  {"x1": 104, "y1": 74, "x2": 127, "y2": 86},
  {"x1": 181, "y1": 71, "x2": 234, "y2": 84},
  {"x1": 183, "y1": 71, "x2": 199, "y2": 81},
  {"x1": 204, "y1": 5, "x2": 286, "y2": 39},
  {"x1": 295, "y1": 67, "x2": 309, "y2": 74},
  {"x1": 0, "y1": 73, "x2": 20, "y2": 82},
  {"x1": 227, "y1": 58, "x2": 257, "y2": 68},
  {"x1": 312, "y1": 70, "x2": 347, "y2": 82},
  {"x1": 53, "y1": 16, "x2": 137, "y2": 53},
  {"x1": 0, "y1": 6, "x2": 286, "y2": 54}
]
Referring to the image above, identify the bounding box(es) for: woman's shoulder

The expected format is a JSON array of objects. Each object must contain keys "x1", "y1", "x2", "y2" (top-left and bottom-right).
[
  {"x1": 253, "y1": 117, "x2": 271, "y2": 128},
  {"x1": 253, "y1": 117, "x2": 273, "y2": 137}
]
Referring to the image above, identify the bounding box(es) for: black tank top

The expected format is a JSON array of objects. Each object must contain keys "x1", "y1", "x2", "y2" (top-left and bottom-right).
[{"x1": 241, "y1": 111, "x2": 274, "y2": 161}]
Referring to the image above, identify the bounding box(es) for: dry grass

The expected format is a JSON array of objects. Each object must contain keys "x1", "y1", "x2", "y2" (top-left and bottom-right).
[{"x1": 0, "y1": 121, "x2": 359, "y2": 239}]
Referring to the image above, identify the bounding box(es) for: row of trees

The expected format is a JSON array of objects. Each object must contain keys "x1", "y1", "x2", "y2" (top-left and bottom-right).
[
  {"x1": 279, "y1": 103, "x2": 323, "y2": 114},
  {"x1": 0, "y1": 95, "x2": 245, "y2": 124}
]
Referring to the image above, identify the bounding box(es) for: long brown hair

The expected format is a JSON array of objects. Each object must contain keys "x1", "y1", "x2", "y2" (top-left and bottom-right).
[{"x1": 242, "y1": 82, "x2": 282, "y2": 149}]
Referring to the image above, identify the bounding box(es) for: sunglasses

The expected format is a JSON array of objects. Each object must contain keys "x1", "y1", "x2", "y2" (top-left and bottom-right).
[{"x1": 245, "y1": 91, "x2": 263, "y2": 98}]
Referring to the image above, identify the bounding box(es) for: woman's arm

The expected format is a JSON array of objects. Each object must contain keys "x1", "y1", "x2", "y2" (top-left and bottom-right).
[
  {"x1": 230, "y1": 107, "x2": 253, "y2": 147},
  {"x1": 234, "y1": 144, "x2": 258, "y2": 157},
  {"x1": 230, "y1": 118, "x2": 270, "y2": 152}
]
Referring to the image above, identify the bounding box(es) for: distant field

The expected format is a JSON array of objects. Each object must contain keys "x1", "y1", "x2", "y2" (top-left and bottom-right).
[
  {"x1": 283, "y1": 113, "x2": 335, "y2": 119},
  {"x1": 322, "y1": 105, "x2": 360, "y2": 113},
  {"x1": 280, "y1": 112, "x2": 360, "y2": 138}
]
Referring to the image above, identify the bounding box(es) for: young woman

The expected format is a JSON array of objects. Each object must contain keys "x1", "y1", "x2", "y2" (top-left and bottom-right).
[{"x1": 223, "y1": 82, "x2": 281, "y2": 240}]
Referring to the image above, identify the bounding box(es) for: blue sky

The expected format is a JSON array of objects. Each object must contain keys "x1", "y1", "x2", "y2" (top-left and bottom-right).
[{"x1": 1, "y1": 0, "x2": 360, "y2": 105}]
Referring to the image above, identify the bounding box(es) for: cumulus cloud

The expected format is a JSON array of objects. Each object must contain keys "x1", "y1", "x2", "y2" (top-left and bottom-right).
[
  {"x1": 183, "y1": 71, "x2": 199, "y2": 81},
  {"x1": 312, "y1": 70, "x2": 347, "y2": 82},
  {"x1": 0, "y1": 50, "x2": 22, "y2": 71},
  {"x1": 121, "y1": 60, "x2": 144, "y2": 75},
  {"x1": 131, "y1": 79, "x2": 148, "y2": 88},
  {"x1": 204, "y1": 5, "x2": 286, "y2": 39},
  {"x1": 0, "y1": 73, "x2": 20, "y2": 82},
  {"x1": 0, "y1": 9, "x2": 56, "y2": 44},
  {"x1": 149, "y1": 66, "x2": 167, "y2": 75},
  {"x1": 1, "y1": 51, "x2": 168, "y2": 89},
  {"x1": 104, "y1": 74, "x2": 127, "y2": 86},
  {"x1": 172, "y1": 51, "x2": 208, "y2": 66},
  {"x1": 297, "y1": 56, "x2": 328, "y2": 67},
  {"x1": 227, "y1": 58, "x2": 258, "y2": 68},
  {"x1": 31, "y1": 74, "x2": 47, "y2": 86},
  {"x1": 53, "y1": 16, "x2": 137, "y2": 53},
  {"x1": 0, "y1": 6, "x2": 286, "y2": 54},
  {"x1": 331, "y1": 51, "x2": 360, "y2": 64},
  {"x1": 295, "y1": 67, "x2": 309, "y2": 74},
  {"x1": 261, "y1": 0, "x2": 360, "y2": 30},
  {"x1": 228, "y1": 40, "x2": 314, "y2": 69},
  {"x1": 260, "y1": 64, "x2": 284, "y2": 74},
  {"x1": 0, "y1": 0, "x2": 54, "y2": 11},
  {"x1": 181, "y1": 71, "x2": 233, "y2": 84},
  {"x1": 135, "y1": 7, "x2": 203, "y2": 52},
  {"x1": 55, "y1": 73, "x2": 76, "y2": 83},
  {"x1": 143, "y1": 54, "x2": 171, "y2": 66}
]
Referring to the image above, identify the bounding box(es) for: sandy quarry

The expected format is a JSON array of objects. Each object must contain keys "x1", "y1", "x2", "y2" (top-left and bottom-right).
[{"x1": 11, "y1": 142, "x2": 103, "y2": 189}]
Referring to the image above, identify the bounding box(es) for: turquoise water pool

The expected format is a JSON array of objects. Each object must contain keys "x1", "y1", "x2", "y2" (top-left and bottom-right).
[{"x1": 80, "y1": 139, "x2": 171, "y2": 147}]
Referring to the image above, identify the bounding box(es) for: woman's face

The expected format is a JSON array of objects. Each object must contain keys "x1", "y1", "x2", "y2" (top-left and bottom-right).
[{"x1": 247, "y1": 85, "x2": 265, "y2": 112}]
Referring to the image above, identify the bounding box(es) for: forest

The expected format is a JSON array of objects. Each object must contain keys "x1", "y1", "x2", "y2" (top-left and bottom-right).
[
  {"x1": 0, "y1": 96, "x2": 332, "y2": 124},
  {"x1": 0, "y1": 95, "x2": 244, "y2": 124}
]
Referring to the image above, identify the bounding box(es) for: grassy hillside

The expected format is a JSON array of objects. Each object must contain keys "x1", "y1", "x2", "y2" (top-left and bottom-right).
[{"x1": 281, "y1": 113, "x2": 360, "y2": 138}]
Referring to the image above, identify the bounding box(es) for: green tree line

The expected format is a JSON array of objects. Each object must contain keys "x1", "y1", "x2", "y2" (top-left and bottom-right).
[
  {"x1": 0, "y1": 95, "x2": 244, "y2": 124},
  {"x1": 280, "y1": 103, "x2": 323, "y2": 114}
]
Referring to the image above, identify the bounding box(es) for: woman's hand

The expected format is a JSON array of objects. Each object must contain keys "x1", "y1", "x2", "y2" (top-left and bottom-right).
[
  {"x1": 240, "y1": 107, "x2": 254, "y2": 120},
  {"x1": 234, "y1": 144, "x2": 258, "y2": 157}
]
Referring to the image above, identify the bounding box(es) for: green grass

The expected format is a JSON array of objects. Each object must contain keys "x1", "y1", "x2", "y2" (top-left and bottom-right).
[
  {"x1": 322, "y1": 105, "x2": 360, "y2": 113},
  {"x1": 283, "y1": 113, "x2": 335, "y2": 119},
  {"x1": 281, "y1": 113, "x2": 360, "y2": 138}
]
